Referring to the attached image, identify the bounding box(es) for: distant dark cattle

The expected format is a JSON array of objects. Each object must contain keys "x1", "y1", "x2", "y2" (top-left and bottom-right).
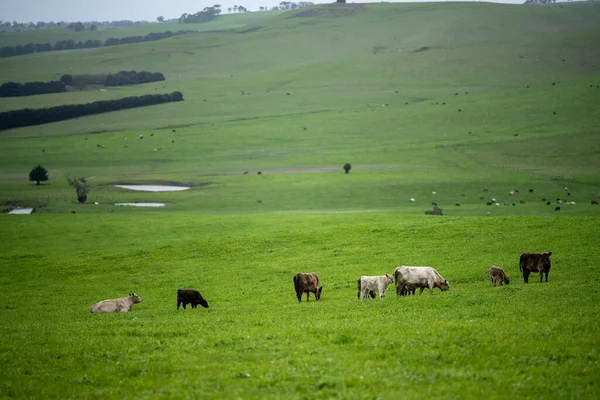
[
  {"x1": 592, "y1": 200, "x2": 599, "y2": 205},
  {"x1": 257, "y1": 171, "x2": 262, "y2": 175},
  {"x1": 243, "y1": 171, "x2": 248, "y2": 175},
  {"x1": 529, "y1": 189, "x2": 534, "y2": 194},
  {"x1": 455, "y1": 203, "x2": 460, "y2": 206},
  {"x1": 546, "y1": 201, "x2": 551, "y2": 205},
  {"x1": 487, "y1": 265, "x2": 510, "y2": 286},
  {"x1": 293, "y1": 273, "x2": 322, "y2": 302},
  {"x1": 177, "y1": 289, "x2": 209, "y2": 309},
  {"x1": 394, "y1": 266, "x2": 449, "y2": 295},
  {"x1": 519, "y1": 252, "x2": 552, "y2": 283},
  {"x1": 555, "y1": 207, "x2": 560, "y2": 211},
  {"x1": 520, "y1": 200, "x2": 526, "y2": 204}
]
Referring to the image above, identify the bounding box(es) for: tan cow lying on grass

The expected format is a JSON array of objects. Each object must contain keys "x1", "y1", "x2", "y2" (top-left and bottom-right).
[{"x1": 90, "y1": 293, "x2": 143, "y2": 313}]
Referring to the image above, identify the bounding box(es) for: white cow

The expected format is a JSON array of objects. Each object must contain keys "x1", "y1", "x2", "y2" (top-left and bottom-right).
[
  {"x1": 357, "y1": 274, "x2": 394, "y2": 300},
  {"x1": 90, "y1": 293, "x2": 143, "y2": 313},
  {"x1": 394, "y1": 266, "x2": 449, "y2": 295}
]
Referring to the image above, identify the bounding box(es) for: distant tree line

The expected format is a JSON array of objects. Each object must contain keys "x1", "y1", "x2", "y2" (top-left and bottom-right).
[
  {"x1": 0, "y1": 20, "x2": 151, "y2": 32},
  {"x1": 179, "y1": 5, "x2": 222, "y2": 23},
  {"x1": 0, "y1": 91, "x2": 184, "y2": 131},
  {"x1": 0, "y1": 71, "x2": 166, "y2": 97},
  {"x1": 60, "y1": 71, "x2": 166, "y2": 87},
  {"x1": 0, "y1": 80, "x2": 66, "y2": 97},
  {"x1": 0, "y1": 30, "x2": 193, "y2": 59}
]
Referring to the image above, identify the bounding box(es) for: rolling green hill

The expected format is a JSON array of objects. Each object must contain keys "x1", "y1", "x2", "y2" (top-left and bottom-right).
[{"x1": 0, "y1": 4, "x2": 600, "y2": 398}]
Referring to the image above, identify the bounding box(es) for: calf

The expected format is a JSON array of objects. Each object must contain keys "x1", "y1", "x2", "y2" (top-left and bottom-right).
[
  {"x1": 394, "y1": 266, "x2": 450, "y2": 295},
  {"x1": 90, "y1": 293, "x2": 143, "y2": 313},
  {"x1": 177, "y1": 289, "x2": 209, "y2": 309},
  {"x1": 520, "y1": 252, "x2": 552, "y2": 283},
  {"x1": 293, "y1": 273, "x2": 322, "y2": 302},
  {"x1": 396, "y1": 283, "x2": 416, "y2": 296},
  {"x1": 487, "y1": 265, "x2": 510, "y2": 286},
  {"x1": 357, "y1": 274, "x2": 394, "y2": 300}
]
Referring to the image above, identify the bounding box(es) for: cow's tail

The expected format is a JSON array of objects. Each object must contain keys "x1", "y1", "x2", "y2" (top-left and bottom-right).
[
  {"x1": 519, "y1": 255, "x2": 524, "y2": 273},
  {"x1": 293, "y1": 275, "x2": 299, "y2": 297},
  {"x1": 394, "y1": 268, "x2": 400, "y2": 286},
  {"x1": 357, "y1": 278, "x2": 361, "y2": 299}
]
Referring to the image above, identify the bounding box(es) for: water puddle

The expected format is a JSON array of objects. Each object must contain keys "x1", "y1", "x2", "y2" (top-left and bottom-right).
[
  {"x1": 115, "y1": 203, "x2": 166, "y2": 207},
  {"x1": 114, "y1": 185, "x2": 190, "y2": 192},
  {"x1": 8, "y1": 208, "x2": 34, "y2": 214}
]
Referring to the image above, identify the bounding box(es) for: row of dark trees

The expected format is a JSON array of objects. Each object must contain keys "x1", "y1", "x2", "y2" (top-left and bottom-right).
[
  {"x1": 1, "y1": 71, "x2": 166, "y2": 97},
  {"x1": 0, "y1": 91, "x2": 184, "y2": 131},
  {"x1": 0, "y1": 30, "x2": 193, "y2": 58},
  {"x1": 0, "y1": 80, "x2": 66, "y2": 97},
  {"x1": 60, "y1": 70, "x2": 166, "y2": 87}
]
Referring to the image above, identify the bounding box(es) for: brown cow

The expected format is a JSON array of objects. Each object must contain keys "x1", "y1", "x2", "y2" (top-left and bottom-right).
[
  {"x1": 293, "y1": 273, "x2": 322, "y2": 302},
  {"x1": 487, "y1": 265, "x2": 510, "y2": 286},
  {"x1": 519, "y1": 252, "x2": 552, "y2": 283},
  {"x1": 177, "y1": 289, "x2": 209, "y2": 309}
]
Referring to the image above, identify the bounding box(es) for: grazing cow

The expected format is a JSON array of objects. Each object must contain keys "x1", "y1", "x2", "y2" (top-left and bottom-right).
[
  {"x1": 394, "y1": 266, "x2": 449, "y2": 295},
  {"x1": 293, "y1": 273, "x2": 322, "y2": 302},
  {"x1": 592, "y1": 200, "x2": 599, "y2": 206},
  {"x1": 487, "y1": 265, "x2": 510, "y2": 286},
  {"x1": 555, "y1": 207, "x2": 560, "y2": 212},
  {"x1": 529, "y1": 189, "x2": 534, "y2": 194},
  {"x1": 90, "y1": 293, "x2": 143, "y2": 313},
  {"x1": 519, "y1": 252, "x2": 552, "y2": 283},
  {"x1": 357, "y1": 274, "x2": 394, "y2": 300},
  {"x1": 177, "y1": 289, "x2": 209, "y2": 309}
]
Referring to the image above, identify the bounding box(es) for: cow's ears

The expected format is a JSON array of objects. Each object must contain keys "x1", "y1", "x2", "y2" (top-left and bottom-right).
[
  {"x1": 444, "y1": 280, "x2": 448, "y2": 284},
  {"x1": 129, "y1": 292, "x2": 133, "y2": 296},
  {"x1": 548, "y1": 252, "x2": 552, "y2": 256}
]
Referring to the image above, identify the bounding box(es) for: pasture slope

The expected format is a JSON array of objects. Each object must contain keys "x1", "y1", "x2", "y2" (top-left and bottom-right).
[{"x1": 0, "y1": 2, "x2": 599, "y2": 399}]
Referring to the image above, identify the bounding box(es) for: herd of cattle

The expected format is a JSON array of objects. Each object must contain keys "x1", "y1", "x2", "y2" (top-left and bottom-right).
[{"x1": 89, "y1": 252, "x2": 552, "y2": 312}]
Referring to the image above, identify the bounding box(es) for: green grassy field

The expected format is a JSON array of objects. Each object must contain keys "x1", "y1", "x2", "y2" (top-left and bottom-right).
[{"x1": 0, "y1": 2, "x2": 599, "y2": 398}]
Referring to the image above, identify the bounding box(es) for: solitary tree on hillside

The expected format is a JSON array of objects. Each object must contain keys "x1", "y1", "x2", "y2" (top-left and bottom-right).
[
  {"x1": 157, "y1": 16, "x2": 165, "y2": 22},
  {"x1": 29, "y1": 165, "x2": 49, "y2": 185},
  {"x1": 343, "y1": 163, "x2": 352, "y2": 174}
]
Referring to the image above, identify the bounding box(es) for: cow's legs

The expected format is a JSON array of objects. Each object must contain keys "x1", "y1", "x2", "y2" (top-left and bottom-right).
[
  {"x1": 177, "y1": 301, "x2": 181, "y2": 310},
  {"x1": 306, "y1": 292, "x2": 310, "y2": 302},
  {"x1": 523, "y1": 270, "x2": 530, "y2": 283},
  {"x1": 419, "y1": 287, "x2": 425, "y2": 295},
  {"x1": 545, "y1": 272, "x2": 549, "y2": 282}
]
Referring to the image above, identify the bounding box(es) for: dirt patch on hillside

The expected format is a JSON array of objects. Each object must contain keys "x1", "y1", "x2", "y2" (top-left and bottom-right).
[{"x1": 291, "y1": 4, "x2": 367, "y2": 18}]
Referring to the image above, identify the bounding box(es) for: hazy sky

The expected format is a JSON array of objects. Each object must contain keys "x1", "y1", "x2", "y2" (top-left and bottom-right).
[{"x1": 0, "y1": 1, "x2": 523, "y2": 23}]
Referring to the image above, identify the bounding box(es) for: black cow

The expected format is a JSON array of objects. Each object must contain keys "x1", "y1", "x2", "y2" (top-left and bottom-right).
[
  {"x1": 177, "y1": 289, "x2": 209, "y2": 309},
  {"x1": 519, "y1": 252, "x2": 552, "y2": 283}
]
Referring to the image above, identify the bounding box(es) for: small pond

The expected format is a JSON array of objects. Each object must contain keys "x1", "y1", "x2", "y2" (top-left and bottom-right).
[
  {"x1": 114, "y1": 185, "x2": 190, "y2": 192},
  {"x1": 115, "y1": 203, "x2": 166, "y2": 207},
  {"x1": 8, "y1": 208, "x2": 34, "y2": 214}
]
